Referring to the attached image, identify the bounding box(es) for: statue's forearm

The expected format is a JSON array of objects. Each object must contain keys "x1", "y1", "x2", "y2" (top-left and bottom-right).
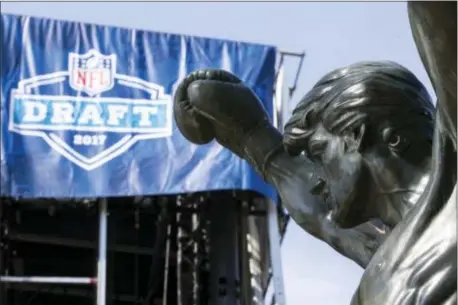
[
  {"x1": 264, "y1": 152, "x2": 326, "y2": 221},
  {"x1": 242, "y1": 123, "x2": 328, "y2": 232},
  {"x1": 264, "y1": 150, "x2": 385, "y2": 268},
  {"x1": 243, "y1": 123, "x2": 328, "y2": 222}
]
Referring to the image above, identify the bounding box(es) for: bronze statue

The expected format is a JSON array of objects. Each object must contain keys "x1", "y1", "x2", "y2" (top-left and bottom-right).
[{"x1": 173, "y1": 2, "x2": 456, "y2": 304}]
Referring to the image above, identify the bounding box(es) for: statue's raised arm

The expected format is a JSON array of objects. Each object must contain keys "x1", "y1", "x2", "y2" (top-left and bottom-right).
[
  {"x1": 408, "y1": 2, "x2": 456, "y2": 145},
  {"x1": 172, "y1": 2, "x2": 456, "y2": 304},
  {"x1": 172, "y1": 58, "x2": 435, "y2": 269}
]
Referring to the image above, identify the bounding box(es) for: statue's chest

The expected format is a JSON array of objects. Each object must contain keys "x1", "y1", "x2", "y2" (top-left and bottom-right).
[
  {"x1": 349, "y1": 261, "x2": 407, "y2": 305},
  {"x1": 350, "y1": 196, "x2": 456, "y2": 305}
]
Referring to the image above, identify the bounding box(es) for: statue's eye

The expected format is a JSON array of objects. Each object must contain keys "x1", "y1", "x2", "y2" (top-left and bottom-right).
[
  {"x1": 388, "y1": 134, "x2": 402, "y2": 147},
  {"x1": 307, "y1": 139, "x2": 327, "y2": 163},
  {"x1": 382, "y1": 128, "x2": 408, "y2": 151}
]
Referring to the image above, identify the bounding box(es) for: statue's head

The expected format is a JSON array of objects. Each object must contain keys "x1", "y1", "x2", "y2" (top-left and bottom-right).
[{"x1": 283, "y1": 61, "x2": 435, "y2": 228}]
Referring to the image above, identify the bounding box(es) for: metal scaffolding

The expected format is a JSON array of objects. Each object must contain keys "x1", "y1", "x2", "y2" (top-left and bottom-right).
[
  {"x1": 175, "y1": 194, "x2": 211, "y2": 305},
  {"x1": 0, "y1": 199, "x2": 107, "y2": 304},
  {"x1": 0, "y1": 194, "x2": 291, "y2": 305}
]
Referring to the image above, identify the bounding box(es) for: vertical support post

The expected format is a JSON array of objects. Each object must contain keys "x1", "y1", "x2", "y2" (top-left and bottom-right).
[
  {"x1": 246, "y1": 218, "x2": 263, "y2": 305},
  {"x1": 162, "y1": 224, "x2": 172, "y2": 305},
  {"x1": 192, "y1": 198, "x2": 200, "y2": 305},
  {"x1": 208, "y1": 194, "x2": 239, "y2": 305},
  {"x1": 97, "y1": 199, "x2": 108, "y2": 305},
  {"x1": 176, "y1": 196, "x2": 183, "y2": 305},
  {"x1": 0, "y1": 200, "x2": 5, "y2": 305},
  {"x1": 238, "y1": 200, "x2": 252, "y2": 305},
  {"x1": 273, "y1": 57, "x2": 285, "y2": 132},
  {"x1": 266, "y1": 200, "x2": 286, "y2": 305}
]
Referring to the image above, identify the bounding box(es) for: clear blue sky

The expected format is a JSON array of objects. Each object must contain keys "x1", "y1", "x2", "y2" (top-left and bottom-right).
[{"x1": 1, "y1": 2, "x2": 433, "y2": 305}]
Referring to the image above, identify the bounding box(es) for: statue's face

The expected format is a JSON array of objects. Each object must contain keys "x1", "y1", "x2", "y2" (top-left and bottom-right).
[{"x1": 307, "y1": 122, "x2": 431, "y2": 228}]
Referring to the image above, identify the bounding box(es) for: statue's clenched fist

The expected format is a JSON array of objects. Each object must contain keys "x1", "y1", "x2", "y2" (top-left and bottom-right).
[
  {"x1": 173, "y1": 69, "x2": 283, "y2": 175},
  {"x1": 173, "y1": 69, "x2": 241, "y2": 146}
]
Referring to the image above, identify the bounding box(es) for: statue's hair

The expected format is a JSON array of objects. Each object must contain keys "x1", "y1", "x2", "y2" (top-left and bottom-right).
[{"x1": 283, "y1": 61, "x2": 435, "y2": 156}]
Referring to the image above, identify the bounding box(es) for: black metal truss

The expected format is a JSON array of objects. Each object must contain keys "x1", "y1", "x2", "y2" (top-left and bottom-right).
[
  {"x1": 174, "y1": 194, "x2": 211, "y2": 305},
  {"x1": 0, "y1": 191, "x2": 276, "y2": 305}
]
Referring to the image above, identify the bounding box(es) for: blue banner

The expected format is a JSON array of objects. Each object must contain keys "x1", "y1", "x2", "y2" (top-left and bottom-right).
[{"x1": 1, "y1": 14, "x2": 277, "y2": 201}]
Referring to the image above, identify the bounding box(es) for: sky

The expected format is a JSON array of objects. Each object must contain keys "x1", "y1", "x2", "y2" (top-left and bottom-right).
[{"x1": 1, "y1": 2, "x2": 434, "y2": 305}]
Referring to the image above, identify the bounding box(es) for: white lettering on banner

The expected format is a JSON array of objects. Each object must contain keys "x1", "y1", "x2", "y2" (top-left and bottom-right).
[
  {"x1": 107, "y1": 105, "x2": 128, "y2": 126},
  {"x1": 17, "y1": 100, "x2": 162, "y2": 129},
  {"x1": 51, "y1": 102, "x2": 74, "y2": 124},
  {"x1": 78, "y1": 104, "x2": 104, "y2": 125},
  {"x1": 9, "y1": 49, "x2": 173, "y2": 171},
  {"x1": 23, "y1": 101, "x2": 47, "y2": 123},
  {"x1": 132, "y1": 106, "x2": 159, "y2": 127},
  {"x1": 73, "y1": 134, "x2": 107, "y2": 146}
]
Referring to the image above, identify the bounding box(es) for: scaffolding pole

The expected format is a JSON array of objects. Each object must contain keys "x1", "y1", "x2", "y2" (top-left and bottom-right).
[
  {"x1": 238, "y1": 200, "x2": 252, "y2": 305},
  {"x1": 266, "y1": 199, "x2": 286, "y2": 305},
  {"x1": 97, "y1": 198, "x2": 108, "y2": 305},
  {"x1": 0, "y1": 200, "x2": 4, "y2": 305}
]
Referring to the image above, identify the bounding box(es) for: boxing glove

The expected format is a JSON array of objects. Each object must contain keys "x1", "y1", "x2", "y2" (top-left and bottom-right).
[{"x1": 173, "y1": 69, "x2": 283, "y2": 177}]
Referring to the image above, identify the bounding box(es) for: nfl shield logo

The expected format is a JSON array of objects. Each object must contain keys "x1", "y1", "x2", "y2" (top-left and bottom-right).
[{"x1": 69, "y1": 49, "x2": 116, "y2": 96}]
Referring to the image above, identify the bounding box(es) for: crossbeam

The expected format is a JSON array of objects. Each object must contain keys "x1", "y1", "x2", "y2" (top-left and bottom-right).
[{"x1": 0, "y1": 276, "x2": 96, "y2": 285}]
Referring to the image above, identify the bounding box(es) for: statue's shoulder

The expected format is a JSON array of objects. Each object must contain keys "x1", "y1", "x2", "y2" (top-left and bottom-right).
[{"x1": 354, "y1": 187, "x2": 457, "y2": 305}]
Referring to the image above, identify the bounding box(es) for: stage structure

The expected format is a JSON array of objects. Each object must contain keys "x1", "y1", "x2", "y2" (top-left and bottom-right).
[{"x1": 0, "y1": 14, "x2": 304, "y2": 305}]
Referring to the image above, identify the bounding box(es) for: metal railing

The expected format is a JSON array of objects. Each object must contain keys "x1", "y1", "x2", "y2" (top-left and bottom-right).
[{"x1": 0, "y1": 198, "x2": 108, "y2": 305}]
